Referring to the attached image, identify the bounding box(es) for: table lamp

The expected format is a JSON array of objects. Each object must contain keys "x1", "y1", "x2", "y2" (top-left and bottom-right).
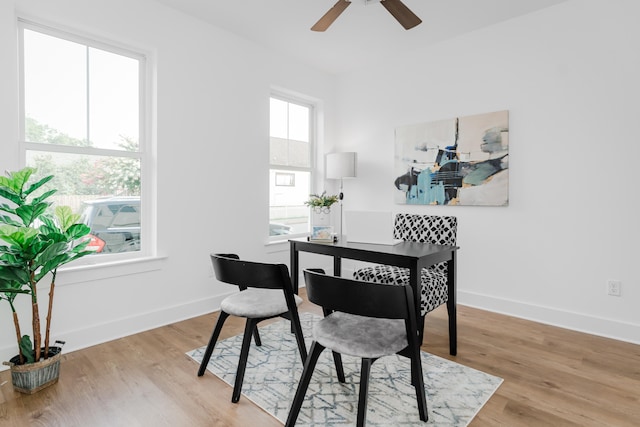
[{"x1": 326, "y1": 152, "x2": 357, "y2": 239}]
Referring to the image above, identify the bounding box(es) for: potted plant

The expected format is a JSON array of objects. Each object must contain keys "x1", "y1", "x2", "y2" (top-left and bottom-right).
[
  {"x1": 304, "y1": 191, "x2": 339, "y2": 213},
  {"x1": 0, "y1": 167, "x2": 92, "y2": 394},
  {"x1": 305, "y1": 191, "x2": 339, "y2": 229}
]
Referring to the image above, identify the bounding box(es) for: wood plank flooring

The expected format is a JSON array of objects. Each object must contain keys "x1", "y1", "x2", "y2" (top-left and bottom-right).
[{"x1": 1, "y1": 291, "x2": 639, "y2": 426}]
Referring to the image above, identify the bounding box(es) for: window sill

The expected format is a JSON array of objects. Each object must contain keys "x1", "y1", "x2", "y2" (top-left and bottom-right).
[
  {"x1": 265, "y1": 238, "x2": 290, "y2": 253},
  {"x1": 55, "y1": 255, "x2": 167, "y2": 287}
]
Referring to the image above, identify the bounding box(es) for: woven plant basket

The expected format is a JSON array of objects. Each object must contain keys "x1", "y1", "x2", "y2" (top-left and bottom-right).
[{"x1": 3, "y1": 345, "x2": 63, "y2": 394}]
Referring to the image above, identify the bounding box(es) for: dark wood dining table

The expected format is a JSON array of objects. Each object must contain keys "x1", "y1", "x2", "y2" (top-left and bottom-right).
[{"x1": 289, "y1": 237, "x2": 459, "y2": 355}]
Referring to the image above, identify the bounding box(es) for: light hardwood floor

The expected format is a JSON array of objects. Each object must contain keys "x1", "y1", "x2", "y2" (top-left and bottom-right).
[{"x1": 1, "y1": 291, "x2": 639, "y2": 426}]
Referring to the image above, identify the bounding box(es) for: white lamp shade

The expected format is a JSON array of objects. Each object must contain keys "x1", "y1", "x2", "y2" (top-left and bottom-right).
[{"x1": 326, "y1": 152, "x2": 357, "y2": 179}]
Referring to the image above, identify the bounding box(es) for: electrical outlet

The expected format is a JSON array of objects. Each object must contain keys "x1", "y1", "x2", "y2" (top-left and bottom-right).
[{"x1": 607, "y1": 280, "x2": 621, "y2": 297}]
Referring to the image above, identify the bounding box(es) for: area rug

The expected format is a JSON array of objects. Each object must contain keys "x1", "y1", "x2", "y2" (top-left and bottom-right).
[{"x1": 187, "y1": 313, "x2": 502, "y2": 426}]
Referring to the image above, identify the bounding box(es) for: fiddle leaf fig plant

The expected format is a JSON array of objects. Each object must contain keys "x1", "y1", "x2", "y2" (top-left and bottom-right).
[{"x1": 0, "y1": 167, "x2": 93, "y2": 365}]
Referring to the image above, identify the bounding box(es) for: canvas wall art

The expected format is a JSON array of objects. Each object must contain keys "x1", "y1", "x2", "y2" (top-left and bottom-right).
[{"x1": 394, "y1": 110, "x2": 509, "y2": 206}]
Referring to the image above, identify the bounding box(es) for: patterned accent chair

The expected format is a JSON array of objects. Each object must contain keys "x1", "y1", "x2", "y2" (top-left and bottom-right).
[{"x1": 353, "y1": 214, "x2": 457, "y2": 335}]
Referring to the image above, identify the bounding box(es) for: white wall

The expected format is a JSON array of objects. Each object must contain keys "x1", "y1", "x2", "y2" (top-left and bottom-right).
[
  {"x1": 0, "y1": 0, "x2": 337, "y2": 365},
  {"x1": 332, "y1": 0, "x2": 639, "y2": 343}
]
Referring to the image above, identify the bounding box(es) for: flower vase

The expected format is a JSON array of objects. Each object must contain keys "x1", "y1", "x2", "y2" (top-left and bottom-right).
[{"x1": 311, "y1": 206, "x2": 332, "y2": 227}]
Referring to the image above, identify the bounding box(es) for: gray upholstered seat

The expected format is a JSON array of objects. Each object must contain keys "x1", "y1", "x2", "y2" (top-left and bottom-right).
[
  {"x1": 221, "y1": 288, "x2": 302, "y2": 318},
  {"x1": 314, "y1": 312, "x2": 407, "y2": 359}
]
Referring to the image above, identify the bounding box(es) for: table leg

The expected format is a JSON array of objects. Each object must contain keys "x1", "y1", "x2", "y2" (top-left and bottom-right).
[
  {"x1": 446, "y1": 250, "x2": 457, "y2": 355},
  {"x1": 410, "y1": 261, "x2": 424, "y2": 345},
  {"x1": 290, "y1": 241, "x2": 299, "y2": 293}
]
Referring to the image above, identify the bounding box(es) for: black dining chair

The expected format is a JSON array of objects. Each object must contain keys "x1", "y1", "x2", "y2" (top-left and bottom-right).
[
  {"x1": 197, "y1": 253, "x2": 307, "y2": 403},
  {"x1": 285, "y1": 269, "x2": 428, "y2": 427}
]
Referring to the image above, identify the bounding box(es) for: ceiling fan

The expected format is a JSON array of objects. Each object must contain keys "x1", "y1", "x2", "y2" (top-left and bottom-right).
[{"x1": 311, "y1": 0, "x2": 422, "y2": 32}]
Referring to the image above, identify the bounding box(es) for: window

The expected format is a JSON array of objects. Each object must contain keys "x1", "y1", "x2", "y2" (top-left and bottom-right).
[
  {"x1": 269, "y1": 95, "x2": 314, "y2": 238},
  {"x1": 19, "y1": 20, "x2": 151, "y2": 260},
  {"x1": 275, "y1": 172, "x2": 295, "y2": 187}
]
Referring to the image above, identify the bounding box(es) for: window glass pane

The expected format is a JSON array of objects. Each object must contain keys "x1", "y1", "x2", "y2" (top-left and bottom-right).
[
  {"x1": 26, "y1": 150, "x2": 141, "y2": 254},
  {"x1": 23, "y1": 29, "x2": 87, "y2": 143},
  {"x1": 275, "y1": 172, "x2": 295, "y2": 187},
  {"x1": 269, "y1": 136, "x2": 288, "y2": 166},
  {"x1": 289, "y1": 140, "x2": 310, "y2": 168},
  {"x1": 89, "y1": 47, "x2": 139, "y2": 150},
  {"x1": 269, "y1": 169, "x2": 310, "y2": 236},
  {"x1": 269, "y1": 98, "x2": 288, "y2": 139},
  {"x1": 269, "y1": 138, "x2": 310, "y2": 168},
  {"x1": 288, "y1": 103, "x2": 309, "y2": 142}
]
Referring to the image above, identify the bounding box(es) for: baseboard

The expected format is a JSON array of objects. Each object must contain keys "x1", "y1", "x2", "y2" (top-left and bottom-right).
[
  {"x1": 458, "y1": 290, "x2": 640, "y2": 345},
  {"x1": 3, "y1": 287, "x2": 635, "y2": 374},
  {"x1": 294, "y1": 267, "x2": 639, "y2": 345},
  {"x1": 0, "y1": 292, "x2": 231, "y2": 372}
]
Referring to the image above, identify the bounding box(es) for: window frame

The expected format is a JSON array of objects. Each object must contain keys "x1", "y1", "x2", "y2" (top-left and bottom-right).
[
  {"x1": 17, "y1": 18, "x2": 156, "y2": 265},
  {"x1": 268, "y1": 92, "x2": 317, "y2": 242}
]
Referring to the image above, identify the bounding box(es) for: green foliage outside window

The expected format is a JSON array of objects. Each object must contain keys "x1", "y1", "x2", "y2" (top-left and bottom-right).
[{"x1": 26, "y1": 117, "x2": 141, "y2": 197}]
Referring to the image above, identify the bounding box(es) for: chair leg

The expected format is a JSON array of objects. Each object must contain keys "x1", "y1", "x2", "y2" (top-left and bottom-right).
[
  {"x1": 357, "y1": 358, "x2": 374, "y2": 427},
  {"x1": 285, "y1": 341, "x2": 325, "y2": 427},
  {"x1": 288, "y1": 308, "x2": 308, "y2": 363},
  {"x1": 253, "y1": 328, "x2": 262, "y2": 346},
  {"x1": 332, "y1": 351, "x2": 346, "y2": 383},
  {"x1": 197, "y1": 311, "x2": 230, "y2": 376},
  {"x1": 411, "y1": 349, "x2": 428, "y2": 421},
  {"x1": 232, "y1": 318, "x2": 259, "y2": 403}
]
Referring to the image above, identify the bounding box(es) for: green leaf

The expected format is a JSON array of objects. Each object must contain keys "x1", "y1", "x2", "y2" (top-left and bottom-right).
[
  {"x1": 55, "y1": 206, "x2": 81, "y2": 232},
  {"x1": 0, "y1": 168, "x2": 33, "y2": 194},
  {"x1": 0, "y1": 266, "x2": 31, "y2": 284},
  {"x1": 19, "y1": 335, "x2": 35, "y2": 364},
  {"x1": 23, "y1": 173, "x2": 53, "y2": 197},
  {"x1": 15, "y1": 202, "x2": 50, "y2": 227},
  {"x1": 0, "y1": 213, "x2": 22, "y2": 227},
  {"x1": 33, "y1": 241, "x2": 67, "y2": 266},
  {"x1": 0, "y1": 188, "x2": 22, "y2": 205},
  {"x1": 38, "y1": 215, "x2": 60, "y2": 236},
  {"x1": 31, "y1": 189, "x2": 57, "y2": 206},
  {"x1": 0, "y1": 176, "x2": 14, "y2": 190},
  {"x1": 66, "y1": 223, "x2": 91, "y2": 239},
  {"x1": 0, "y1": 225, "x2": 39, "y2": 249},
  {"x1": 0, "y1": 286, "x2": 29, "y2": 294}
]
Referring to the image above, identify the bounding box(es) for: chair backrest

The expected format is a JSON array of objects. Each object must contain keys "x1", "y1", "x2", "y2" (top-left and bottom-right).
[
  {"x1": 210, "y1": 253, "x2": 294, "y2": 292},
  {"x1": 303, "y1": 269, "x2": 417, "y2": 323},
  {"x1": 393, "y1": 214, "x2": 457, "y2": 245}
]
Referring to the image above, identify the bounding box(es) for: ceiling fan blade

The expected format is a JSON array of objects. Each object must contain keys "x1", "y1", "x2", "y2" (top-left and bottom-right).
[
  {"x1": 311, "y1": 0, "x2": 351, "y2": 32},
  {"x1": 381, "y1": 0, "x2": 422, "y2": 30}
]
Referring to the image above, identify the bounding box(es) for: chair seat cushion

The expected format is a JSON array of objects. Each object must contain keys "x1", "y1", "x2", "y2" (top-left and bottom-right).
[
  {"x1": 313, "y1": 311, "x2": 407, "y2": 359},
  {"x1": 353, "y1": 265, "x2": 448, "y2": 316},
  {"x1": 221, "y1": 289, "x2": 302, "y2": 318}
]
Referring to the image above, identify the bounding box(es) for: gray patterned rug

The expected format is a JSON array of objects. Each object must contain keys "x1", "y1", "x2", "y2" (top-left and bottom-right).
[{"x1": 187, "y1": 313, "x2": 502, "y2": 426}]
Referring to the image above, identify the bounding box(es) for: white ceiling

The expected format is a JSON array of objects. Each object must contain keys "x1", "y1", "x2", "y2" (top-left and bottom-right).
[{"x1": 153, "y1": 0, "x2": 566, "y2": 75}]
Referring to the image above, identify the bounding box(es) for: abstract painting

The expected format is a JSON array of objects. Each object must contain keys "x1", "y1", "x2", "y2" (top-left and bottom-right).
[{"x1": 394, "y1": 110, "x2": 509, "y2": 206}]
